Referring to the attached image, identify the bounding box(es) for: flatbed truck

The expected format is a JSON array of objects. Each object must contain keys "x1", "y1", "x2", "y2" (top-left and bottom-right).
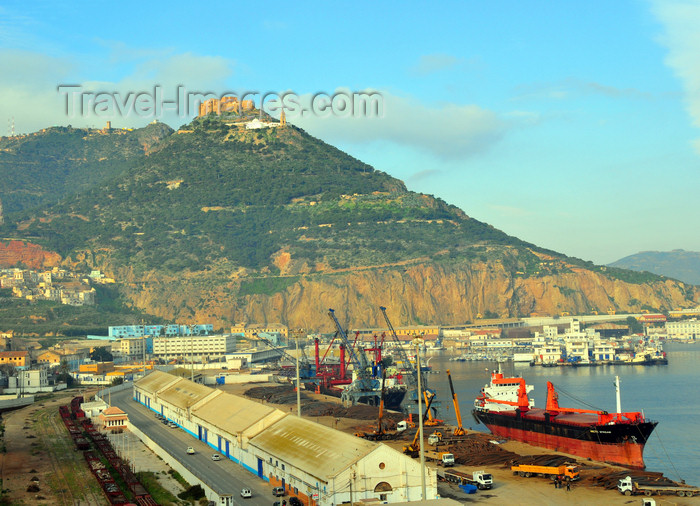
[
  {"x1": 440, "y1": 469, "x2": 494, "y2": 490},
  {"x1": 511, "y1": 463, "x2": 580, "y2": 481},
  {"x1": 617, "y1": 476, "x2": 699, "y2": 497}
]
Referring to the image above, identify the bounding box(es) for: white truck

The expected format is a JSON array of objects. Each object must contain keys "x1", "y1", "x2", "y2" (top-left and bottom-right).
[
  {"x1": 617, "y1": 476, "x2": 699, "y2": 497},
  {"x1": 424, "y1": 450, "x2": 455, "y2": 467},
  {"x1": 441, "y1": 469, "x2": 494, "y2": 490}
]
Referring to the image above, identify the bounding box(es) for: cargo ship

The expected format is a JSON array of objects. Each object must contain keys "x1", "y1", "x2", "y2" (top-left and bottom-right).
[{"x1": 472, "y1": 369, "x2": 657, "y2": 468}]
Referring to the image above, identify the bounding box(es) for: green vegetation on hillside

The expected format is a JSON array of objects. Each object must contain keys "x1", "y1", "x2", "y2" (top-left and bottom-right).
[
  {"x1": 3, "y1": 117, "x2": 529, "y2": 274},
  {"x1": 0, "y1": 123, "x2": 173, "y2": 214},
  {"x1": 239, "y1": 276, "x2": 300, "y2": 297}
]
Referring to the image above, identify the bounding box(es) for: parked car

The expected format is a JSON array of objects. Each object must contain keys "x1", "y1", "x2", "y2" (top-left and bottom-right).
[
  {"x1": 168, "y1": 422, "x2": 178, "y2": 428},
  {"x1": 161, "y1": 418, "x2": 169, "y2": 425},
  {"x1": 240, "y1": 488, "x2": 252, "y2": 498},
  {"x1": 211, "y1": 454, "x2": 221, "y2": 461},
  {"x1": 272, "y1": 487, "x2": 285, "y2": 497},
  {"x1": 289, "y1": 497, "x2": 302, "y2": 506},
  {"x1": 186, "y1": 447, "x2": 195, "y2": 455}
]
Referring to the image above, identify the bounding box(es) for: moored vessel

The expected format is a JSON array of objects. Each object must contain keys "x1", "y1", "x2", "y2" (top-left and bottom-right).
[{"x1": 472, "y1": 369, "x2": 657, "y2": 468}]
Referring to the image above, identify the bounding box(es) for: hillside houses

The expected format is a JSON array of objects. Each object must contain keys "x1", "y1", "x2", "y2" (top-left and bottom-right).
[{"x1": 0, "y1": 267, "x2": 102, "y2": 306}]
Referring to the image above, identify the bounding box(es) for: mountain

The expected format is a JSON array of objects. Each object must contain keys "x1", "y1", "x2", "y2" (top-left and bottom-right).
[
  {"x1": 610, "y1": 250, "x2": 700, "y2": 286},
  {"x1": 0, "y1": 122, "x2": 173, "y2": 215},
  {"x1": 0, "y1": 112, "x2": 697, "y2": 331}
]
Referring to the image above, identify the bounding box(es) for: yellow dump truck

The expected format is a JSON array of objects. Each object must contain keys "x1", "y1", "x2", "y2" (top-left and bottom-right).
[{"x1": 511, "y1": 463, "x2": 580, "y2": 481}]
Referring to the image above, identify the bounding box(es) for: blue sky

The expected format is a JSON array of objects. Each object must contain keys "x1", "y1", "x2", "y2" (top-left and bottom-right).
[{"x1": 1, "y1": 0, "x2": 699, "y2": 265}]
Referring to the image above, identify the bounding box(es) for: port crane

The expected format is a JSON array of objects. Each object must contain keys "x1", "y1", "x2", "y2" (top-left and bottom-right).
[
  {"x1": 446, "y1": 369, "x2": 466, "y2": 436},
  {"x1": 379, "y1": 306, "x2": 437, "y2": 416},
  {"x1": 311, "y1": 334, "x2": 350, "y2": 389},
  {"x1": 248, "y1": 332, "x2": 315, "y2": 378},
  {"x1": 327, "y1": 309, "x2": 380, "y2": 405}
]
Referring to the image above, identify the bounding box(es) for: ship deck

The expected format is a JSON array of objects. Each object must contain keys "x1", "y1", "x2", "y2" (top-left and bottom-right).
[{"x1": 520, "y1": 407, "x2": 601, "y2": 426}]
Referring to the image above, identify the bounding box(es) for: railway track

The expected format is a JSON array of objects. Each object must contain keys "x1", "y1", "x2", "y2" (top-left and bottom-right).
[{"x1": 38, "y1": 408, "x2": 105, "y2": 505}]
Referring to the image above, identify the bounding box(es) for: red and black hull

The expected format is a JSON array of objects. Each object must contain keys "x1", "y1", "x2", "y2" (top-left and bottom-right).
[{"x1": 472, "y1": 408, "x2": 657, "y2": 469}]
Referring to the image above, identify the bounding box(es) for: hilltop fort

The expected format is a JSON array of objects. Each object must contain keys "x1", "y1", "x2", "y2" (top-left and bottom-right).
[{"x1": 198, "y1": 96, "x2": 256, "y2": 116}]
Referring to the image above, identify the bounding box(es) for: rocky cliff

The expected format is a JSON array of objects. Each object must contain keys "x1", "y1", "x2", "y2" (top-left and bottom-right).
[
  {"x1": 110, "y1": 256, "x2": 698, "y2": 331},
  {"x1": 0, "y1": 240, "x2": 62, "y2": 270}
]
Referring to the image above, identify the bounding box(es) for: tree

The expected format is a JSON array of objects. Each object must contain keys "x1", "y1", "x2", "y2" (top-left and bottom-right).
[
  {"x1": 626, "y1": 316, "x2": 643, "y2": 334},
  {"x1": 57, "y1": 359, "x2": 74, "y2": 387},
  {"x1": 90, "y1": 346, "x2": 113, "y2": 362},
  {"x1": 0, "y1": 363, "x2": 16, "y2": 378}
]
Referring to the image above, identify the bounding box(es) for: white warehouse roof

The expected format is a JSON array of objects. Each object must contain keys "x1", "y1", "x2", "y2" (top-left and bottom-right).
[{"x1": 249, "y1": 415, "x2": 377, "y2": 480}]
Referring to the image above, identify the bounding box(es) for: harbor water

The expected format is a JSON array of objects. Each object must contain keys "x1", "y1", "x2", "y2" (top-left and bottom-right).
[{"x1": 425, "y1": 342, "x2": 700, "y2": 486}]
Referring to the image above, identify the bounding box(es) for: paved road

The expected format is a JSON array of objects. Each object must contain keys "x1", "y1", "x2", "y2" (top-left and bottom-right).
[{"x1": 111, "y1": 388, "x2": 277, "y2": 506}]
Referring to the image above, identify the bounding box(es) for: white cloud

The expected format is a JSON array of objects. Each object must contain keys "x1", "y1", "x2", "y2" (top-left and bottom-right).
[
  {"x1": 651, "y1": 0, "x2": 700, "y2": 150},
  {"x1": 0, "y1": 48, "x2": 235, "y2": 133},
  {"x1": 411, "y1": 53, "x2": 463, "y2": 75},
  {"x1": 290, "y1": 90, "x2": 508, "y2": 159},
  {"x1": 512, "y1": 78, "x2": 650, "y2": 102}
]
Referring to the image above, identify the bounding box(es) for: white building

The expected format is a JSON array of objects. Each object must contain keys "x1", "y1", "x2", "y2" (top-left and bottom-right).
[
  {"x1": 112, "y1": 337, "x2": 150, "y2": 359},
  {"x1": 5, "y1": 369, "x2": 64, "y2": 394},
  {"x1": 592, "y1": 341, "x2": 615, "y2": 361},
  {"x1": 665, "y1": 319, "x2": 700, "y2": 341},
  {"x1": 245, "y1": 118, "x2": 280, "y2": 130},
  {"x1": 81, "y1": 398, "x2": 109, "y2": 417},
  {"x1": 152, "y1": 334, "x2": 236, "y2": 361},
  {"x1": 134, "y1": 371, "x2": 436, "y2": 506},
  {"x1": 533, "y1": 340, "x2": 562, "y2": 364},
  {"x1": 542, "y1": 325, "x2": 558, "y2": 339},
  {"x1": 565, "y1": 340, "x2": 590, "y2": 363}
]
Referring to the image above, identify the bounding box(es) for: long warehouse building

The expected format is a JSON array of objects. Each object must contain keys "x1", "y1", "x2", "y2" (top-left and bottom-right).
[{"x1": 133, "y1": 370, "x2": 437, "y2": 505}]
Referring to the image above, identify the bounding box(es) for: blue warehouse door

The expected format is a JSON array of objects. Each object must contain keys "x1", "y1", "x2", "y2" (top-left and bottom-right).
[
  {"x1": 218, "y1": 435, "x2": 222, "y2": 451},
  {"x1": 225, "y1": 440, "x2": 230, "y2": 458},
  {"x1": 198, "y1": 425, "x2": 202, "y2": 440},
  {"x1": 257, "y1": 458, "x2": 263, "y2": 478}
]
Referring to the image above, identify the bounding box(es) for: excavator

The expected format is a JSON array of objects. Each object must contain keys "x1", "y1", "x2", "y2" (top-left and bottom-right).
[
  {"x1": 447, "y1": 369, "x2": 466, "y2": 436},
  {"x1": 423, "y1": 390, "x2": 443, "y2": 427},
  {"x1": 402, "y1": 391, "x2": 437, "y2": 456}
]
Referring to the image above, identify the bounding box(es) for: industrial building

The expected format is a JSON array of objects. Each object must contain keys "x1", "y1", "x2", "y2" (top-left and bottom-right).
[
  {"x1": 133, "y1": 371, "x2": 437, "y2": 505},
  {"x1": 151, "y1": 334, "x2": 236, "y2": 361}
]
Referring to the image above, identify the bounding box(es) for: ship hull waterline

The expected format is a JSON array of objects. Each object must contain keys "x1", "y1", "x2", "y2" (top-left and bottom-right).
[{"x1": 473, "y1": 409, "x2": 657, "y2": 469}]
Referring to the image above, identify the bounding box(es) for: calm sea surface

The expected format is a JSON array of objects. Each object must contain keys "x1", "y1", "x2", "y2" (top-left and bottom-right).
[{"x1": 423, "y1": 343, "x2": 700, "y2": 486}]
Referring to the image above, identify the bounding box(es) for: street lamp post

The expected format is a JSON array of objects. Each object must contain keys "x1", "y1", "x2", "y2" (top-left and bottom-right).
[
  {"x1": 295, "y1": 332, "x2": 301, "y2": 417},
  {"x1": 413, "y1": 337, "x2": 426, "y2": 500},
  {"x1": 190, "y1": 325, "x2": 194, "y2": 382}
]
